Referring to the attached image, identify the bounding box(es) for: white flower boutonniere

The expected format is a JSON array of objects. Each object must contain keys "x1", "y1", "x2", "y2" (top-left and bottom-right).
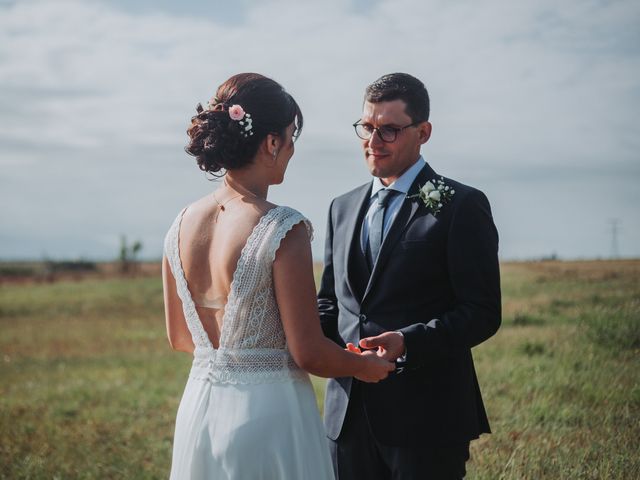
[{"x1": 408, "y1": 177, "x2": 455, "y2": 216}]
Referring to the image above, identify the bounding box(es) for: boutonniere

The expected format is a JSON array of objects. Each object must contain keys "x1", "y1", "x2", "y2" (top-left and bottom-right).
[{"x1": 408, "y1": 177, "x2": 455, "y2": 216}]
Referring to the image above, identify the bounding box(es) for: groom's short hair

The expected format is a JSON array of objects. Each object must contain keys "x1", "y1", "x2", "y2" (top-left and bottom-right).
[{"x1": 365, "y1": 73, "x2": 430, "y2": 122}]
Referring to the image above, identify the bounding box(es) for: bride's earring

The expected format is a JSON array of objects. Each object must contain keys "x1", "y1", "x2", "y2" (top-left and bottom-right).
[{"x1": 273, "y1": 149, "x2": 278, "y2": 159}]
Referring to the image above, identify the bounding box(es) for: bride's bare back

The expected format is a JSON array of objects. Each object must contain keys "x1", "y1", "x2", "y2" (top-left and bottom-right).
[{"x1": 164, "y1": 192, "x2": 275, "y2": 350}]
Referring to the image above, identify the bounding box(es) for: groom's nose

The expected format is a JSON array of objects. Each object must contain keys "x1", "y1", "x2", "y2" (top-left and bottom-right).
[{"x1": 368, "y1": 129, "x2": 384, "y2": 148}]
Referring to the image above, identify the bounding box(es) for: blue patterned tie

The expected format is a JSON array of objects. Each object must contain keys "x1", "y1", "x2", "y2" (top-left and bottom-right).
[{"x1": 367, "y1": 189, "x2": 395, "y2": 268}]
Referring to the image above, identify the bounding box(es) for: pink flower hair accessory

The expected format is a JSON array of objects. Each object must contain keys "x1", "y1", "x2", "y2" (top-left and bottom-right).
[
  {"x1": 228, "y1": 104, "x2": 245, "y2": 120},
  {"x1": 228, "y1": 104, "x2": 253, "y2": 137},
  {"x1": 203, "y1": 99, "x2": 253, "y2": 138}
]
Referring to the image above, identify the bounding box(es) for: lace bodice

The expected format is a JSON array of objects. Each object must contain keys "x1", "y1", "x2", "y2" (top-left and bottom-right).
[{"x1": 164, "y1": 205, "x2": 313, "y2": 384}]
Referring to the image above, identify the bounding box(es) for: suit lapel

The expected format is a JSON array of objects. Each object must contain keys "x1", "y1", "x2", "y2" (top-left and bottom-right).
[
  {"x1": 362, "y1": 163, "x2": 437, "y2": 302},
  {"x1": 344, "y1": 183, "x2": 373, "y2": 302}
]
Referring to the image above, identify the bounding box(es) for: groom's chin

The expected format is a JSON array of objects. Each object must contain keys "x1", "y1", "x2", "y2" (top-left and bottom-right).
[
  {"x1": 367, "y1": 167, "x2": 386, "y2": 179},
  {"x1": 366, "y1": 158, "x2": 391, "y2": 178}
]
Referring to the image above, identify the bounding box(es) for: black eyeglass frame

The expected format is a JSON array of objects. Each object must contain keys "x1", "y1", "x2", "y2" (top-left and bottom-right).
[{"x1": 352, "y1": 120, "x2": 422, "y2": 143}]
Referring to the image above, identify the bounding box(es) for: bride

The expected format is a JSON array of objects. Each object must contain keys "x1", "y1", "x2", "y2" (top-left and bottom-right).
[{"x1": 162, "y1": 73, "x2": 394, "y2": 479}]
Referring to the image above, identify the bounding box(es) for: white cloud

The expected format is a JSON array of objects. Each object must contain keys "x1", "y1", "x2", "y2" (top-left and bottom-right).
[{"x1": 1, "y1": 0, "x2": 639, "y2": 260}]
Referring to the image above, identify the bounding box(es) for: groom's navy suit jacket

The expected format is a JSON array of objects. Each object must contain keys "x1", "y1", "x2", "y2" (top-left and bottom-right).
[{"x1": 318, "y1": 162, "x2": 501, "y2": 447}]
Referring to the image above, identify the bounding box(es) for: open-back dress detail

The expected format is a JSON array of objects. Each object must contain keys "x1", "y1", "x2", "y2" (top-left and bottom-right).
[{"x1": 165, "y1": 205, "x2": 333, "y2": 479}]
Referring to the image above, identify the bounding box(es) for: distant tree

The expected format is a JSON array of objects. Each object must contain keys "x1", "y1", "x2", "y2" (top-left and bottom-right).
[
  {"x1": 131, "y1": 240, "x2": 143, "y2": 274},
  {"x1": 119, "y1": 235, "x2": 128, "y2": 272},
  {"x1": 119, "y1": 236, "x2": 144, "y2": 275}
]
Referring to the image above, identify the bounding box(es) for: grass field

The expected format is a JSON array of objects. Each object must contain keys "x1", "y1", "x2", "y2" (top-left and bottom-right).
[{"x1": 1, "y1": 260, "x2": 639, "y2": 479}]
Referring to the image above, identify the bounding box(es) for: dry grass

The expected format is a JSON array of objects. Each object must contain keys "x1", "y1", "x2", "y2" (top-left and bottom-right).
[{"x1": 1, "y1": 260, "x2": 639, "y2": 479}]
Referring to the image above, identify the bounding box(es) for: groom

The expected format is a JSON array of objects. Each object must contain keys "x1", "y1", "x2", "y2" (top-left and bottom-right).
[{"x1": 318, "y1": 73, "x2": 501, "y2": 479}]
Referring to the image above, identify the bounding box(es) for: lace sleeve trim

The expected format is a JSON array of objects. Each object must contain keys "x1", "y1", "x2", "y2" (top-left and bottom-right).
[{"x1": 265, "y1": 206, "x2": 314, "y2": 265}]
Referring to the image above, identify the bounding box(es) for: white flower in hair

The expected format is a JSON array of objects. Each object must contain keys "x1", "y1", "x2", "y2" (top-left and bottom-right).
[
  {"x1": 227, "y1": 105, "x2": 254, "y2": 137},
  {"x1": 200, "y1": 99, "x2": 254, "y2": 139}
]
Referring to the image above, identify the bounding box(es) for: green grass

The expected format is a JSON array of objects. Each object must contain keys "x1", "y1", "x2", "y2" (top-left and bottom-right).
[
  {"x1": 468, "y1": 261, "x2": 640, "y2": 479},
  {"x1": 0, "y1": 278, "x2": 183, "y2": 479},
  {"x1": 1, "y1": 260, "x2": 639, "y2": 478}
]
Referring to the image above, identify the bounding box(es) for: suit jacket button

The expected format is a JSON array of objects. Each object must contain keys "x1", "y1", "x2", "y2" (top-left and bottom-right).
[{"x1": 359, "y1": 314, "x2": 367, "y2": 323}]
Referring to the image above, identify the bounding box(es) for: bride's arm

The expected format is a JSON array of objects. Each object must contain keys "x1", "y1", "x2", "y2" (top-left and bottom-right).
[
  {"x1": 274, "y1": 223, "x2": 393, "y2": 382},
  {"x1": 162, "y1": 256, "x2": 195, "y2": 354}
]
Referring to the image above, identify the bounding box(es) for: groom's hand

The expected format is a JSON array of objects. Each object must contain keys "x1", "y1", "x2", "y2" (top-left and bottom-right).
[{"x1": 359, "y1": 332, "x2": 405, "y2": 362}]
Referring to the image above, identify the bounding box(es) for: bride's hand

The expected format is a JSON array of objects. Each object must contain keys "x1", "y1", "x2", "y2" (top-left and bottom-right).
[
  {"x1": 345, "y1": 342, "x2": 361, "y2": 354},
  {"x1": 352, "y1": 348, "x2": 395, "y2": 383}
]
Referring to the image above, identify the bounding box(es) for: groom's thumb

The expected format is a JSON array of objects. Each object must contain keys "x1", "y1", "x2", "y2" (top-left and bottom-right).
[{"x1": 359, "y1": 336, "x2": 382, "y2": 349}]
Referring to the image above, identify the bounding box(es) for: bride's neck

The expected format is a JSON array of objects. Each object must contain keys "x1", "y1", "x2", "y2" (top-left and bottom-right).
[{"x1": 224, "y1": 172, "x2": 269, "y2": 200}]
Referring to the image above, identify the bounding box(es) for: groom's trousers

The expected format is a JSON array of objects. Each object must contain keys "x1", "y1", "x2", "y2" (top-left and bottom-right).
[{"x1": 328, "y1": 381, "x2": 469, "y2": 480}]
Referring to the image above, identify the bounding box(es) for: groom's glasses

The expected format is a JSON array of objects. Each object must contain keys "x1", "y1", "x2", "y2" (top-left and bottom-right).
[{"x1": 353, "y1": 120, "x2": 421, "y2": 143}]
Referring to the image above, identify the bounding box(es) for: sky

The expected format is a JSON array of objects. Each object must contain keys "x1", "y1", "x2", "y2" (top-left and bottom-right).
[{"x1": 1, "y1": 0, "x2": 639, "y2": 261}]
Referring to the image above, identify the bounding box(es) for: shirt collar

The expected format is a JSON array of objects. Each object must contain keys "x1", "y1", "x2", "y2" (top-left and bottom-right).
[{"x1": 370, "y1": 156, "x2": 426, "y2": 198}]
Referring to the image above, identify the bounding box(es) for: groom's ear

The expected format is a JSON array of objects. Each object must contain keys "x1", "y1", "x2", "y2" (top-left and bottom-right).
[{"x1": 418, "y1": 122, "x2": 432, "y2": 144}]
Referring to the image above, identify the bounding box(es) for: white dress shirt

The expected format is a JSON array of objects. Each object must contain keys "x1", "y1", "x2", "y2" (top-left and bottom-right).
[{"x1": 360, "y1": 156, "x2": 427, "y2": 254}]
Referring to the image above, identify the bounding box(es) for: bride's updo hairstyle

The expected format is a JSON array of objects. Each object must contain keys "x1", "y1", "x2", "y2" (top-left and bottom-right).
[{"x1": 186, "y1": 73, "x2": 303, "y2": 176}]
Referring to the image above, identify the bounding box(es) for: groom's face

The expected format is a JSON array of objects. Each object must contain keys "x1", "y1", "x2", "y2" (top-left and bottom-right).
[{"x1": 359, "y1": 99, "x2": 430, "y2": 186}]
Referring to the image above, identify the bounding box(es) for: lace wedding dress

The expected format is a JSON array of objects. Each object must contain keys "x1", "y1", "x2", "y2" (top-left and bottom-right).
[{"x1": 164, "y1": 205, "x2": 334, "y2": 479}]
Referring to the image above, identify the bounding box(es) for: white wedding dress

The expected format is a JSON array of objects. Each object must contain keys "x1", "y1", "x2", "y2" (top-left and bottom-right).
[{"x1": 164, "y1": 205, "x2": 334, "y2": 479}]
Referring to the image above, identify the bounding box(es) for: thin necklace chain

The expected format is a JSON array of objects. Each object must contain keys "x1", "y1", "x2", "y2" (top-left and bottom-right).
[
  {"x1": 212, "y1": 178, "x2": 260, "y2": 221},
  {"x1": 212, "y1": 191, "x2": 242, "y2": 211}
]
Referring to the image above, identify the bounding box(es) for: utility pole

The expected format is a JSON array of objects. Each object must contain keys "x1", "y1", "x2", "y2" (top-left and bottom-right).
[{"x1": 608, "y1": 218, "x2": 620, "y2": 259}]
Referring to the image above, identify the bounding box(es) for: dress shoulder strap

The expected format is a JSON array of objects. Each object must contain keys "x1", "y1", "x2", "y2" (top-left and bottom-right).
[{"x1": 261, "y1": 206, "x2": 314, "y2": 265}]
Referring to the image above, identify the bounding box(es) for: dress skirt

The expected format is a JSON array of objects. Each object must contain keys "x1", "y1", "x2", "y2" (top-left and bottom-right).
[{"x1": 170, "y1": 363, "x2": 334, "y2": 480}]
